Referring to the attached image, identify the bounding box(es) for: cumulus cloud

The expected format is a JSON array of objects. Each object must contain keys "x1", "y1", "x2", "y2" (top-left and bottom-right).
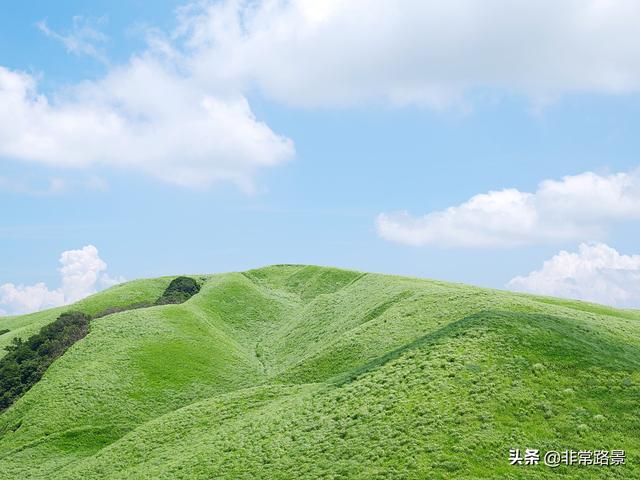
[
  {"x1": 376, "y1": 169, "x2": 640, "y2": 248},
  {"x1": 0, "y1": 245, "x2": 123, "y2": 316},
  {"x1": 175, "y1": 0, "x2": 640, "y2": 108},
  {"x1": 0, "y1": 61, "x2": 293, "y2": 191},
  {"x1": 0, "y1": 283, "x2": 65, "y2": 316},
  {"x1": 507, "y1": 242, "x2": 640, "y2": 307}
]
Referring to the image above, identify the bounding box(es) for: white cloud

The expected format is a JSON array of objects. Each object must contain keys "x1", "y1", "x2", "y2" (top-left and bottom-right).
[
  {"x1": 0, "y1": 283, "x2": 65, "y2": 316},
  {"x1": 1, "y1": 5, "x2": 297, "y2": 192},
  {"x1": 507, "y1": 242, "x2": 640, "y2": 307},
  {"x1": 0, "y1": 245, "x2": 124, "y2": 316},
  {"x1": 376, "y1": 169, "x2": 640, "y2": 248},
  {"x1": 174, "y1": 0, "x2": 640, "y2": 108},
  {"x1": 6, "y1": 1, "x2": 640, "y2": 190},
  {"x1": 0, "y1": 60, "x2": 294, "y2": 191},
  {"x1": 58, "y1": 245, "x2": 110, "y2": 303}
]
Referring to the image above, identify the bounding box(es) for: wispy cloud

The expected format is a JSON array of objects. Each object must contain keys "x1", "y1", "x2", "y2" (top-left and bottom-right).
[
  {"x1": 36, "y1": 15, "x2": 109, "y2": 64},
  {"x1": 0, "y1": 175, "x2": 107, "y2": 196}
]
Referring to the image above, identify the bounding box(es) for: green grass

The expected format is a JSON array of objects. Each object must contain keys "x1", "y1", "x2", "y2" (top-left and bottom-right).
[{"x1": 0, "y1": 265, "x2": 638, "y2": 479}]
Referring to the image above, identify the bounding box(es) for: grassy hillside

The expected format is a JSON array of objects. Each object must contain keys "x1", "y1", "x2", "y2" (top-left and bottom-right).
[{"x1": 0, "y1": 265, "x2": 638, "y2": 479}]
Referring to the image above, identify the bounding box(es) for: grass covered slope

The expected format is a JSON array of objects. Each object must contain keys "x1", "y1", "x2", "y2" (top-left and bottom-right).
[{"x1": 0, "y1": 265, "x2": 638, "y2": 479}]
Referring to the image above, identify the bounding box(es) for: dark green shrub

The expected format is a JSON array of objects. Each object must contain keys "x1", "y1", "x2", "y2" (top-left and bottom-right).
[
  {"x1": 0, "y1": 329, "x2": 9, "y2": 336},
  {"x1": 0, "y1": 311, "x2": 90, "y2": 411},
  {"x1": 155, "y1": 277, "x2": 200, "y2": 305}
]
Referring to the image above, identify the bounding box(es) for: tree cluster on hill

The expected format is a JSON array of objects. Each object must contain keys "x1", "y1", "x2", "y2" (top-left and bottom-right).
[
  {"x1": 0, "y1": 311, "x2": 90, "y2": 411},
  {"x1": 155, "y1": 276, "x2": 201, "y2": 305}
]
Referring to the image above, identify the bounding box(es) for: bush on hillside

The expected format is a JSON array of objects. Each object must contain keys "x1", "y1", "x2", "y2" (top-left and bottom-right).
[
  {"x1": 155, "y1": 277, "x2": 200, "y2": 305},
  {"x1": 0, "y1": 329, "x2": 9, "y2": 336},
  {"x1": 0, "y1": 311, "x2": 90, "y2": 411}
]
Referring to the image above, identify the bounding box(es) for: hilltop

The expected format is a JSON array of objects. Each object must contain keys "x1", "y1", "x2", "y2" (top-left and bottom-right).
[{"x1": 0, "y1": 265, "x2": 638, "y2": 479}]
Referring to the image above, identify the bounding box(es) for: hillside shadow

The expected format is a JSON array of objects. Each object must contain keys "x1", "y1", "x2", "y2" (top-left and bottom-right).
[{"x1": 331, "y1": 309, "x2": 640, "y2": 386}]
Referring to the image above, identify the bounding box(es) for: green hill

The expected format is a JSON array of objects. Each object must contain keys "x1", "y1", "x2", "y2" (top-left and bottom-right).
[{"x1": 0, "y1": 265, "x2": 638, "y2": 479}]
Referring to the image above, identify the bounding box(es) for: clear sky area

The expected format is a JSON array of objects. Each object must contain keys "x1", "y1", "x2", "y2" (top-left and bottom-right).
[{"x1": 2, "y1": 1, "x2": 640, "y2": 314}]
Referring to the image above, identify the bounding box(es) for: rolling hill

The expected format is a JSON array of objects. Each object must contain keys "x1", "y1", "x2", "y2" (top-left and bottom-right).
[{"x1": 0, "y1": 265, "x2": 638, "y2": 479}]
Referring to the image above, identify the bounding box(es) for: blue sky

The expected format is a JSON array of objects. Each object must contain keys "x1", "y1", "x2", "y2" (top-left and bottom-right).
[{"x1": 2, "y1": 1, "x2": 640, "y2": 314}]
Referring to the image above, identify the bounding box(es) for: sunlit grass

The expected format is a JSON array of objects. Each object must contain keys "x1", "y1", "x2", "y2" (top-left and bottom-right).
[{"x1": 0, "y1": 265, "x2": 637, "y2": 479}]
